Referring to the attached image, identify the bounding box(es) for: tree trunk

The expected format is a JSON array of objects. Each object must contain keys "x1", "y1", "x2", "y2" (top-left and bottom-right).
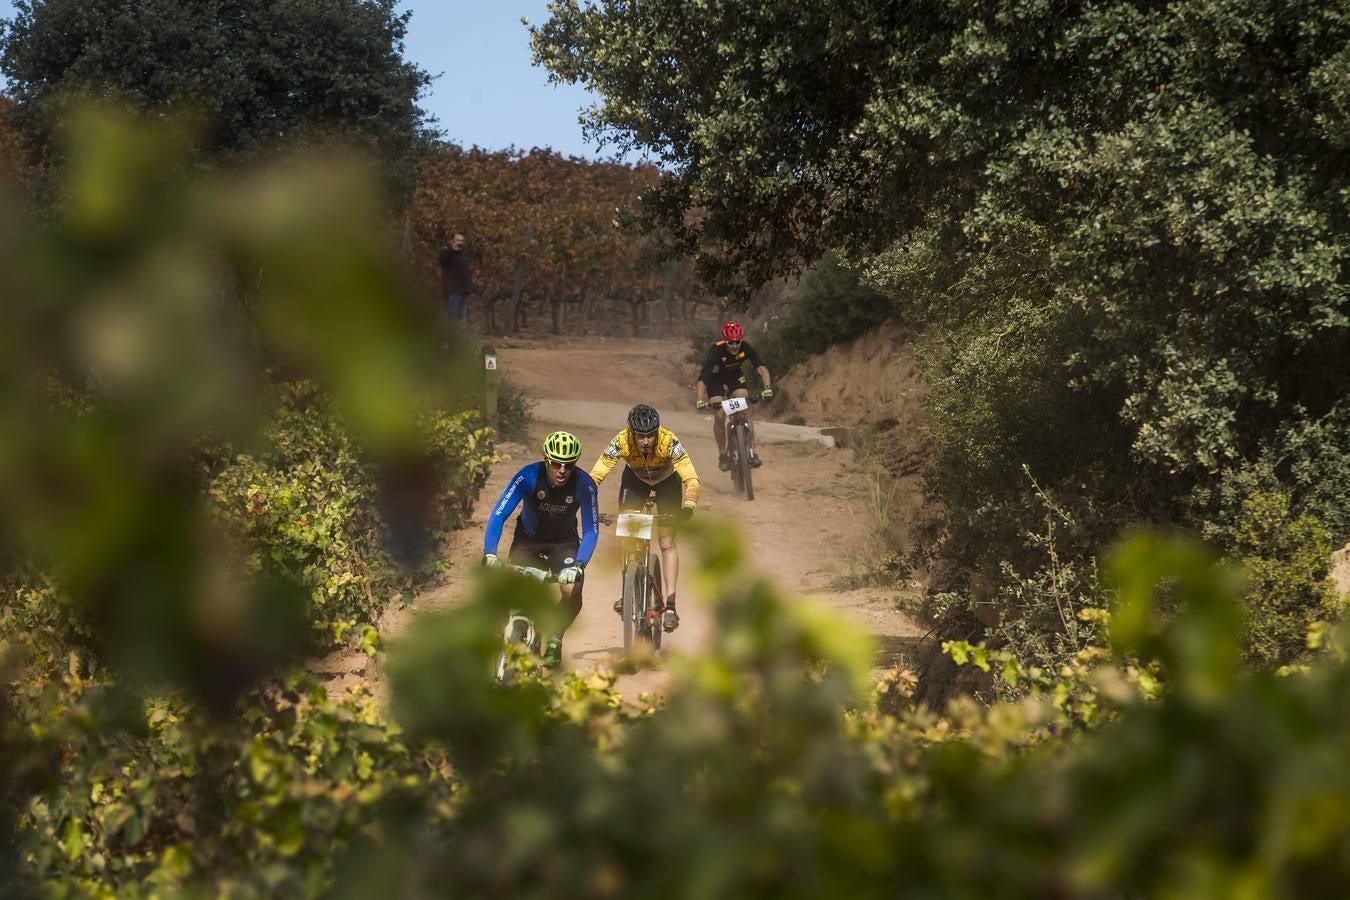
[
  {"x1": 581, "y1": 283, "x2": 594, "y2": 321},
  {"x1": 662, "y1": 263, "x2": 677, "y2": 323},
  {"x1": 483, "y1": 294, "x2": 498, "y2": 334}
]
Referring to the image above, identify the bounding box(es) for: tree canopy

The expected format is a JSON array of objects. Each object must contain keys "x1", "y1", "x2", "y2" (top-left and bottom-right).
[
  {"x1": 533, "y1": 0, "x2": 1347, "y2": 298},
  {"x1": 1, "y1": 0, "x2": 433, "y2": 195},
  {"x1": 534, "y1": 0, "x2": 1350, "y2": 668}
]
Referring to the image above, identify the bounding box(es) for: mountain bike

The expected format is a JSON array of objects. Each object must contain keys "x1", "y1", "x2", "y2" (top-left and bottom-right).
[
  {"x1": 602, "y1": 503, "x2": 670, "y2": 654},
  {"x1": 493, "y1": 563, "x2": 558, "y2": 684},
  {"x1": 713, "y1": 394, "x2": 761, "y2": 500}
]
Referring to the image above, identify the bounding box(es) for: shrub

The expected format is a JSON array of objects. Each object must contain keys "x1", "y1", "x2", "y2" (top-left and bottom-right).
[
  {"x1": 756, "y1": 252, "x2": 893, "y2": 372},
  {"x1": 9, "y1": 669, "x2": 457, "y2": 896},
  {"x1": 208, "y1": 381, "x2": 494, "y2": 647},
  {"x1": 1229, "y1": 491, "x2": 1345, "y2": 668},
  {"x1": 493, "y1": 372, "x2": 536, "y2": 443}
]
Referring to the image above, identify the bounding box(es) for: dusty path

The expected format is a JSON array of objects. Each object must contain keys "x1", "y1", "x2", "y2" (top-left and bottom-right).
[{"x1": 334, "y1": 335, "x2": 923, "y2": 699}]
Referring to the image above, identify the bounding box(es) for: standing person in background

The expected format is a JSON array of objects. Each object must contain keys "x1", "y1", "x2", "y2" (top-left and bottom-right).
[{"x1": 437, "y1": 232, "x2": 474, "y2": 322}]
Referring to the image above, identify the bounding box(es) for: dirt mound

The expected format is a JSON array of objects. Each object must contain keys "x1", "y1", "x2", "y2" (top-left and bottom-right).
[
  {"x1": 769, "y1": 319, "x2": 940, "y2": 590},
  {"x1": 772, "y1": 321, "x2": 927, "y2": 432}
]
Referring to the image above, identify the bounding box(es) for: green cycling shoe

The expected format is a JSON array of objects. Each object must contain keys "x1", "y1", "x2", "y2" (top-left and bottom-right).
[{"x1": 542, "y1": 636, "x2": 564, "y2": 669}]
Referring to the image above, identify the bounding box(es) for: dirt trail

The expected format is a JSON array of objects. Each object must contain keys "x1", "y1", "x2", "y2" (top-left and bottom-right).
[{"x1": 333, "y1": 336, "x2": 923, "y2": 699}]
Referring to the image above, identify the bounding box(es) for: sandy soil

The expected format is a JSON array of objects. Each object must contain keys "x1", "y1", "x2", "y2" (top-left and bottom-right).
[{"x1": 324, "y1": 335, "x2": 924, "y2": 699}]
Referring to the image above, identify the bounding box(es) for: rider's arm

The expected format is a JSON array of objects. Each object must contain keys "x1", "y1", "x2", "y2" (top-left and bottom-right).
[
  {"x1": 483, "y1": 464, "x2": 535, "y2": 555},
  {"x1": 697, "y1": 344, "x2": 724, "y2": 403},
  {"x1": 671, "y1": 438, "x2": 701, "y2": 507},
  {"x1": 744, "y1": 341, "x2": 770, "y2": 388},
  {"x1": 697, "y1": 345, "x2": 721, "y2": 389},
  {"x1": 588, "y1": 431, "x2": 624, "y2": 486},
  {"x1": 575, "y1": 471, "x2": 600, "y2": 565}
]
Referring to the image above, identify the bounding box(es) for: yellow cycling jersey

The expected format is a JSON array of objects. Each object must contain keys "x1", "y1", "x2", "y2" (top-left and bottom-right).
[{"x1": 589, "y1": 425, "x2": 700, "y2": 506}]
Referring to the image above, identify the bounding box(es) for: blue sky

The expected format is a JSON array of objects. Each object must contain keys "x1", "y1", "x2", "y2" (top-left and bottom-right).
[{"x1": 0, "y1": 1, "x2": 619, "y2": 159}]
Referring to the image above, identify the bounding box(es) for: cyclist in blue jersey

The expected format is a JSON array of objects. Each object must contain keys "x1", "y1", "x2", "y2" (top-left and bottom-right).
[{"x1": 483, "y1": 431, "x2": 599, "y2": 669}]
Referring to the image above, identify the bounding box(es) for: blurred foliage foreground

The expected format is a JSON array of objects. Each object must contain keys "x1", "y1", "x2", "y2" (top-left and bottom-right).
[{"x1": 5, "y1": 110, "x2": 1350, "y2": 898}]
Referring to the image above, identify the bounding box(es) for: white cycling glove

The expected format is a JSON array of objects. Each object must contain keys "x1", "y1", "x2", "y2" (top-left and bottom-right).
[
  {"x1": 558, "y1": 565, "x2": 583, "y2": 585},
  {"x1": 482, "y1": 553, "x2": 501, "y2": 567}
]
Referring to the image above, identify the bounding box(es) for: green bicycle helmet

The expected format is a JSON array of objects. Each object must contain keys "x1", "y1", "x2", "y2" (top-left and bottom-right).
[{"x1": 542, "y1": 431, "x2": 582, "y2": 464}]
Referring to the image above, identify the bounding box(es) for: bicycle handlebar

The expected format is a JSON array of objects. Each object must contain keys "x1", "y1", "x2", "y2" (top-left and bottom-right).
[
  {"x1": 483, "y1": 560, "x2": 560, "y2": 582},
  {"x1": 703, "y1": 395, "x2": 762, "y2": 412},
  {"x1": 508, "y1": 564, "x2": 559, "y2": 582},
  {"x1": 599, "y1": 510, "x2": 685, "y2": 527}
]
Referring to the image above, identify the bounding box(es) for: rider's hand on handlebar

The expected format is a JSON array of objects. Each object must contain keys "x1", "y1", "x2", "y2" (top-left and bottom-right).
[
  {"x1": 482, "y1": 553, "x2": 500, "y2": 567},
  {"x1": 760, "y1": 387, "x2": 774, "y2": 399},
  {"x1": 695, "y1": 398, "x2": 708, "y2": 410},
  {"x1": 677, "y1": 506, "x2": 694, "y2": 522},
  {"x1": 558, "y1": 565, "x2": 583, "y2": 584}
]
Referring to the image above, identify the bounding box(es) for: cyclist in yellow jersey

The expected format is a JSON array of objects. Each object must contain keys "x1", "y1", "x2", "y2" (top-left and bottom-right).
[{"x1": 589, "y1": 403, "x2": 699, "y2": 632}]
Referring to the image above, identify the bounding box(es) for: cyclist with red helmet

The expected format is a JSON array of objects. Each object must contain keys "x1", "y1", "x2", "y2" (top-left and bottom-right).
[{"x1": 695, "y1": 321, "x2": 774, "y2": 470}]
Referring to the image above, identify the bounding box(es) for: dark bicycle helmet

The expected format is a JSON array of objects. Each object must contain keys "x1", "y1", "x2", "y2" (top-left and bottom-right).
[{"x1": 627, "y1": 403, "x2": 660, "y2": 434}]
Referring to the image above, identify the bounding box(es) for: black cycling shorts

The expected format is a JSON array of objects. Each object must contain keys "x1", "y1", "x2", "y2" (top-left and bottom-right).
[
  {"x1": 705, "y1": 377, "x2": 747, "y2": 399},
  {"x1": 618, "y1": 468, "x2": 682, "y2": 517},
  {"x1": 506, "y1": 535, "x2": 584, "y2": 586}
]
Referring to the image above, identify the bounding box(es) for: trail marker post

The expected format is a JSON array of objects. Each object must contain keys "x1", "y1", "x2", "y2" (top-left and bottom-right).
[{"x1": 483, "y1": 345, "x2": 499, "y2": 431}]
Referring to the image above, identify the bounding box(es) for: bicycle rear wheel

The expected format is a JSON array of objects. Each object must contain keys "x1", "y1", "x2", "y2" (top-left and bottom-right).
[{"x1": 734, "y1": 424, "x2": 754, "y2": 500}]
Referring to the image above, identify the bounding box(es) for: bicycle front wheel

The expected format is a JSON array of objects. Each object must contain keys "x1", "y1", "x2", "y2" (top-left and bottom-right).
[
  {"x1": 734, "y1": 424, "x2": 754, "y2": 500},
  {"x1": 646, "y1": 552, "x2": 663, "y2": 652},
  {"x1": 728, "y1": 426, "x2": 744, "y2": 495},
  {"x1": 495, "y1": 616, "x2": 532, "y2": 683},
  {"x1": 622, "y1": 560, "x2": 640, "y2": 654}
]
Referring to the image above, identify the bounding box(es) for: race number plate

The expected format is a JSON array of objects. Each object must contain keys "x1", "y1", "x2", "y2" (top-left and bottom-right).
[
  {"x1": 722, "y1": 396, "x2": 749, "y2": 414},
  {"x1": 615, "y1": 512, "x2": 654, "y2": 540}
]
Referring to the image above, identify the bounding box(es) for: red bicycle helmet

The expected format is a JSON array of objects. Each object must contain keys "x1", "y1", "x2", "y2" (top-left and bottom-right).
[{"x1": 721, "y1": 321, "x2": 744, "y2": 341}]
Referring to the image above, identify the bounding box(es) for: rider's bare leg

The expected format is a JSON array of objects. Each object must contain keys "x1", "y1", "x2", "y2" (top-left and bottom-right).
[
  {"x1": 613, "y1": 538, "x2": 640, "y2": 615},
  {"x1": 709, "y1": 394, "x2": 727, "y2": 457},
  {"x1": 658, "y1": 528, "x2": 678, "y2": 603}
]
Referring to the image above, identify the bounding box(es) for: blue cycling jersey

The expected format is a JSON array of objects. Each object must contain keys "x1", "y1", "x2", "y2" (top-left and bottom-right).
[{"x1": 483, "y1": 463, "x2": 599, "y2": 565}]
